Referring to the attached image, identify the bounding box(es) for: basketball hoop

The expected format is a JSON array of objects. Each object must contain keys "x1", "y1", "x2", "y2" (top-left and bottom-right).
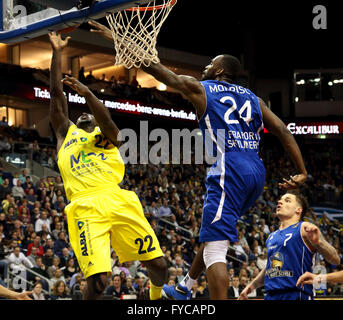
[{"x1": 106, "y1": 0, "x2": 177, "y2": 69}]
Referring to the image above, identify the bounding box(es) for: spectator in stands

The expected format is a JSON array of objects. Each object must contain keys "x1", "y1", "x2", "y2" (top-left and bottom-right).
[
  {"x1": 53, "y1": 231, "x2": 68, "y2": 258},
  {"x1": 11, "y1": 173, "x2": 20, "y2": 189},
  {"x1": 21, "y1": 223, "x2": 33, "y2": 246},
  {"x1": 31, "y1": 256, "x2": 49, "y2": 279},
  {"x1": 54, "y1": 176, "x2": 64, "y2": 192},
  {"x1": 227, "y1": 275, "x2": 242, "y2": 299},
  {"x1": 147, "y1": 201, "x2": 159, "y2": 219},
  {"x1": 42, "y1": 247, "x2": 55, "y2": 268},
  {"x1": 31, "y1": 208, "x2": 40, "y2": 225},
  {"x1": 38, "y1": 148, "x2": 50, "y2": 167},
  {"x1": 47, "y1": 256, "x2": 61, "y2": 279},
  {"x1": 50, "y1": 268, "x2": 66, "y2": 287},
  {"x1": 60, "y1": 247, "x2": 72, "y2": 268},
  {"x1": 21, "y1": 175, "x2": 33, "y2": 191},
  {"x1": 85, "y1": 70, "x2": 95, "y2": 82},
  {"x1": 28, "y1": 140, "x2": 41, "y2": 162},
  {"x1": 119, "y1": 270, "x2": 128, "y2": 287},
  {"x1": 125, "y1": 276, "x2": 136, "y2": 295},
  {"x1": 11, "y1": 180, "x2": 25, "y2": 202},
  {"x1": 158, "y1": 199, "x2": 173, "y2": 218},
  {"x1": 18, "y1": 169, "x2": 31, "y2": 184},
  {"x1": 0, "y1": 135, "x2": 11, "y2": 155},
  {"x1": 26, "y1": 235, "x2": 44, "y2": 257},
  {"x1": 140, "y1": 199, "x2": 150, "y2": 218},
  {"x1": 53, "y1": 195, "x2": 64, "y2": 211},
  {"x1": 196, "y1": 276, "x2": 210, "y2": 299},
  {"x1": 11, "y1": 219, "x2": 24, "y2": 242},
  {"x1": 30, "y1": 256, "x2": 50, "y2": 291},
  {"x1": 47, "y1": 149, "x2": 58, "y2": 170},
  {"x1": 56, "y1": 199, "x2": 66, "y2": 214},
  {"x1": 136, "y1": 277, "x2": 149, "y2": 300},
  {"x1": 27, "y1": 245, "x2": 39, "y2": 267},
  {"x1": 25, "y1": 189, "x2": 37, "y2": 209},
  {"x1": 50, "y1": 280, "x2": 70, "y2": 300},
  {"x1": 63, "y1": 257, "x2": 78, "y2": 285},
  {"x1": 256, "y1": 249, "x2": 268, "y2": 271},
  {"x1": 32, "y1": 281, "x2": 49, "y2": 300},
  {"x1": 2, "y1": 196, "x2": 16, "y2": 218},
  {"x1": 106, "y1": 274, "x2": 129, "y2": 299},
  {"x1": 0, "y1": 179, "x2": 12, "y2": 200},
  {"x1": 8, "y1": 246, "x2": 34, "y2": 278},
  {"x1": 35, "y1": 210, "x2": 51, "y2": 233},
  {"x1": 172, "y1": 254, "x2": 187, "y2": 273},
  {"x1": 72, "y1": 278, "x2": 87, "y2": 300},
  {"x1": 36, "y1": 225, "x2": 53, "y2": 243},
  {"x1": 0, "y1": 117, "x2": 8, "y2": 126}
]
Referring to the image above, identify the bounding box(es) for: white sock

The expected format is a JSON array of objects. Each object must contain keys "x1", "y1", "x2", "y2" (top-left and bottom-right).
[{"x1": 180, "y1": 273, "x2": 196, "y2": 291}]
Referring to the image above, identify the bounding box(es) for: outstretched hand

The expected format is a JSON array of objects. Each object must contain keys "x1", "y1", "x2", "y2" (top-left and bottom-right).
[
  {"x1": 296, "y1": 272, "x2": 317, "y2": 288},
  {"x1": 88, "y1": 20, "x2": 113, "y2": 41},
  {"x1": 49, "y1": 32, "x2": 71, "y2": 51},
  {"x1": 278, "y1": 173, "x2": 307, "y2": 190},
  {"x1": 237, "y1": 283, "x2": 254, "y2": 300},
  {"x1": 15, "y1": 290, "x2": 33, "y2": 300},
  {"x1": 62, "y1": 76, "x2": 90, "y2": 96}
]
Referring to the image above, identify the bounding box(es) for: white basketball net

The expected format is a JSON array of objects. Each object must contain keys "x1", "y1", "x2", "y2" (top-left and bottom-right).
[{"x1": 106, "y1": 0, "x2": 177, "y2": 69}]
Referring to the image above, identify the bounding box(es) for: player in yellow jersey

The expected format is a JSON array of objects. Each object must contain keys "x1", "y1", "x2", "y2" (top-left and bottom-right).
[{"x1": 48, "y1": 32, "x2": 167, "y2": 300}]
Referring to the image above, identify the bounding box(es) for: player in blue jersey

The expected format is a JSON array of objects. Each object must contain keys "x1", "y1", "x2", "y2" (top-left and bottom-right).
[
  {"x1": 89, "y1": 22, "x2": 308, "y2": 300},
  {"x1": 139, "y1": 55, "x2": 308, "y2": 300},
  {"x1": 239, "y1": 191, "x2": 340, "y2": 300}
]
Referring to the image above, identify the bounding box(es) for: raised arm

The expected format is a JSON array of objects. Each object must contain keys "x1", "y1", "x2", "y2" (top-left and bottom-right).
[
  {"x1": 301, "y1": 222, "x2": 340, "y2": 265},
  {"x1": 258, "y1": 98, "x2": 308, "y2": 189},
  {"x1": 49, "y1": 32, "x2": 72, "y2": 151},
  {"x1": 141, "y1": 63, "x2": 206, "y2": 117},
  {"x1": 62, "y1": 76, "x2": 121, "y2": 147}
]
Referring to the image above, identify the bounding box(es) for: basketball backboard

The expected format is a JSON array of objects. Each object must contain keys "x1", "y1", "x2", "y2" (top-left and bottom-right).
[{"x1": 0, "y1": 0, "x2": 150, "y2": 43}]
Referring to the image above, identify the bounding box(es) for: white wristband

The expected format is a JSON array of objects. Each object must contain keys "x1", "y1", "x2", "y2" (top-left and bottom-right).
[{"x1": 314, "y1": 274, "x2": 327, "y2": 289}]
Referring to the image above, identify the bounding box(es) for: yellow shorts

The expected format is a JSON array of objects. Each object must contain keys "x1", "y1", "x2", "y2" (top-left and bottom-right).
[{"x1": 65, "y1": 184, "x2": 163, "y2": 279}]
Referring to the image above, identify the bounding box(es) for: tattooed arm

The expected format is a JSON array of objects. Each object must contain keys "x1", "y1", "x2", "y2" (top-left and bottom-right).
[{"x1": 301, "y1": 222, "x2": 340, "y2": 265}]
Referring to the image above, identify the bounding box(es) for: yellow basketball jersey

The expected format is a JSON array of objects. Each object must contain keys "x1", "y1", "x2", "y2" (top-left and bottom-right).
[{"x1": 57, "y1": 124, "x2": 125, "y2": 200}]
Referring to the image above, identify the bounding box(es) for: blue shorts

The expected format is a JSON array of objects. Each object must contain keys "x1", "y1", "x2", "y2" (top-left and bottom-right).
[
  {"x1": 265, "y1": 290, "x2": 313, "y2": 300},
  {"x1": 199, "y1": 153, "x2": 265, "y2": 243}
]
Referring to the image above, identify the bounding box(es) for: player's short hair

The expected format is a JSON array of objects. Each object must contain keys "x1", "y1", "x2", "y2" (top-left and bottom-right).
[
  {"x1": 220, "y1": 54, "x2": 242, "y2": 81},
  {"x1": 286, "y1": 190, "x2": 309, "y2": 221}
]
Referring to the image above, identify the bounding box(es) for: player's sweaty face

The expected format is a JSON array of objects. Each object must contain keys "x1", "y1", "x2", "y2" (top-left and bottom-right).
[
  {"x1": 201, "y1": 55, "x2": 224, "y2": 80},
  {"x1": 76, "y1": 113, "x2": 95, "y2": 127},
  {"x1": 276, "y1": 194, "x2": 299, "y2": 219},
  {"x1": 202, "y1": 57, "x2": 219, "y2": 80}
]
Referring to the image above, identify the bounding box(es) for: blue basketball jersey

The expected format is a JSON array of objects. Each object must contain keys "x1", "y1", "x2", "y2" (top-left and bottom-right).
[
  {"x1": 198, "y1": 80, "x2": 264, "y2": 157},
  {"x1": 198, "y1": 80, "x2": 266, "y2": 243},
  {"x1": 265, "y1": 222, "x2": 315, "y2": 298}
]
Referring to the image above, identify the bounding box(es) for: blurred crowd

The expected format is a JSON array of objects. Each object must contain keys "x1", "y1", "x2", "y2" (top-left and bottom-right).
[{"x1": 0, "y1": 136, "x2": 342, "y2": 300}]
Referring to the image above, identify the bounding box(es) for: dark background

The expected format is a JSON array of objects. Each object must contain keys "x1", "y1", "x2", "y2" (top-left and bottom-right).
[{"x1": 156, "y1": 0, "x2": 342, "y2": 78}]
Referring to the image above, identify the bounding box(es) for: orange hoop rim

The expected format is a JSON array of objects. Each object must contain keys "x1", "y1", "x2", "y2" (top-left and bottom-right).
[{"x1": 125, "y1": 0, "x2": 177, "y2": 12}]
